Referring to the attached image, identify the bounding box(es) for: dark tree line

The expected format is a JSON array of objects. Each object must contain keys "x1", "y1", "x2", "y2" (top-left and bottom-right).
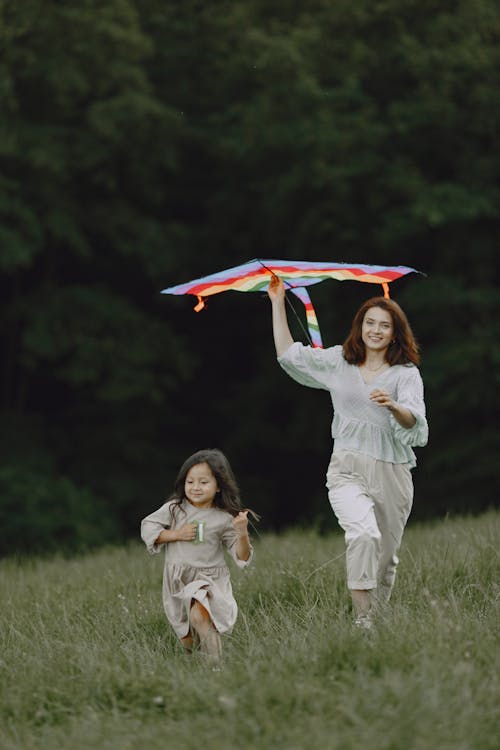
[{"x1": 0, "y1": 0, "x2": 499, "y2": 554}]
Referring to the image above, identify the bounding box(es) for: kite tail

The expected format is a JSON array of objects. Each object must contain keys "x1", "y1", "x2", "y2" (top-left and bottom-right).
[
  {"x1": 194, "y1": 295, "x2": 206, "y2": 312},
  {"x1": 289, "y1": 287, "x2": 323, "y2": 348}
]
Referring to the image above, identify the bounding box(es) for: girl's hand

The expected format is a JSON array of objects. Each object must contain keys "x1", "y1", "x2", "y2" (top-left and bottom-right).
[
  {"x1": 369, "y1": 388, "x2": 396, "y2": 411},
  {"x1": 267, "y1": 274, "x2": 285, "y2": 303},
  {"x1": 232, "y1": 510, "x2": 249, "y2": 538},
  {"x1": 176, "y1": 523, "x2": 197, "y2": 542}
]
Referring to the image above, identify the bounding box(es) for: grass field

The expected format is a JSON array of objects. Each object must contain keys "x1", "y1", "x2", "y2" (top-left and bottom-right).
[{"x1": 1, "y1": 511, "x2": 499, "y2": 750}]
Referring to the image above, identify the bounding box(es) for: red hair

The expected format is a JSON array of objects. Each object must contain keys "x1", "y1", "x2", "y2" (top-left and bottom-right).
[{"x1": 343, "y1": 297, "x2": 420, "y2": 366}]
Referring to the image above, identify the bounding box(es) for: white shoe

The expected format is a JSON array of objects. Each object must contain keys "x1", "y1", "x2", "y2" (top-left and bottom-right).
[{"x1": 354, "y1": 615, "x2": 373, "y2": 631}]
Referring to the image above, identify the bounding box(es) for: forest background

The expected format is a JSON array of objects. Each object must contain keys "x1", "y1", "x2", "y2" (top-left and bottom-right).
[{"x1": 1, "y1": 0, "x2": 499, "y2": 556}]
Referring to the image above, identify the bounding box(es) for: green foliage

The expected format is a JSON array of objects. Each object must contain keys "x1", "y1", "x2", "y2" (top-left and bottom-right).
[
  {"x1": 0, "y1": 513, "x2": 498, "y2": 749},
  {"x1": 0, "y1": 466, "x2": 118, "y2": 556},
  {"x1": 20, "y1": 285, "x2": 187, "y2": 402}
]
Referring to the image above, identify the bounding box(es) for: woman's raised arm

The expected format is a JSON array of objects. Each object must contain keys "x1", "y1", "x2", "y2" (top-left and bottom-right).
[{"x1": 268, "y1": 275, "x2": 294, "y2": 357}]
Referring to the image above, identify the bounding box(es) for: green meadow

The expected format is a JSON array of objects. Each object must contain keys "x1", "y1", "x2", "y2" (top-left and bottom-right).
[{"x1": 1, "y1": 511, "x2": 499, "y2": 750}]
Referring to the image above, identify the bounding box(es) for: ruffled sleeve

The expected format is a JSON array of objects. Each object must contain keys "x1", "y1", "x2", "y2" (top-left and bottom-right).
[
  {"x1": 140, "y1": 502, "x2": 174, "y2": 555},
  {"x1": 221, "y1": 520, "x2": 254, "y2": 569},
  {"x1": 277, "y1": 343, "x2": 343, "y2": 390},
  {"x1": 390, "y1": 366, "x2": 429, "y2": 448}
]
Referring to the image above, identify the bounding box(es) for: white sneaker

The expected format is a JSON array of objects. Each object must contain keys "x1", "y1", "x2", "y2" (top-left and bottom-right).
[{"x1": 354, "y1": 615, "x2": 373, "y2": 631}]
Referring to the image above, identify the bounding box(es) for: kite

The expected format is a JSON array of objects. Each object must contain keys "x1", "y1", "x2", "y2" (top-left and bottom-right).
[{"x1": 161, "y1": 258, "x2": 422, "y2": 348}]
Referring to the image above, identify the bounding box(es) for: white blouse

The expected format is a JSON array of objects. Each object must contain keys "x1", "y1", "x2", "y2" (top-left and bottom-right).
[{"x1": 278, "y1": 343, "x2": 428, "y2": 468}]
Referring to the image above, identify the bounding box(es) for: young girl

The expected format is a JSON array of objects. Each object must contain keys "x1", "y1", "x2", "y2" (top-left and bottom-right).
[
  {"x1": 268, "y1": 276, "x2": 428, "y2": 628},
  {"x1": 141, "y1": 449, "x2": 256, "y2": 659}
]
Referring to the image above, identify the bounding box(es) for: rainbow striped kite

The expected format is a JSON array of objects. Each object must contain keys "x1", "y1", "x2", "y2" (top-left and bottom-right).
[{"x1": 161, "y1": 258, "x2": 422, "y2": 348}]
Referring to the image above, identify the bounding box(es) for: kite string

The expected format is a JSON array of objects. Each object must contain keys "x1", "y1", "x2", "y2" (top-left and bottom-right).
[
  {"x1": 284, "y1": 293, "x2": 314, "y2": 347},
  {"x1": 257, "y1": 259, "x2": 314, "y2": 347}
]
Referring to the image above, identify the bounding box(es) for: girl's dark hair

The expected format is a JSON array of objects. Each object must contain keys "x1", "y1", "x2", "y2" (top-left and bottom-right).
[
  {"x1": 169, "y1": 448, "x2": 260, "y2": 521},
  {"x1": 343, "y1": 297, "x2": 420, "y2": 366}
]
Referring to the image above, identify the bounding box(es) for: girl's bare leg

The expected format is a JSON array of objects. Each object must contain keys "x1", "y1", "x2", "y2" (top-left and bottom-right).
[
  {"x1": 189, "y1": 601, "x2": 222, "y2": 661},
  {"x1": 180, "y1": 633, "x2": 195, "y2": 655}
]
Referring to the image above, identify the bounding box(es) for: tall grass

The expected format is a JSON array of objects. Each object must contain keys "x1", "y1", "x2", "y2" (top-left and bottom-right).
[{"x1": 1, "y1": 512, "x2": 499, "y2": 749}]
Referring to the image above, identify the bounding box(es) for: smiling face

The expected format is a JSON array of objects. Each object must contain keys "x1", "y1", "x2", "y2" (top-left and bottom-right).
[
  {"x1": 184, "y1": 462, "x2": 219, "y2": 508},
  {"x1": 361, "y1": 306, "x2": 394, "y2": 354}
]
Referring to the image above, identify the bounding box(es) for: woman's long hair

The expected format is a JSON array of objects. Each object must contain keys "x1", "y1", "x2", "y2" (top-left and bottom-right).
[
  {"x1": 343, "y1": 297, "x2": 420, "y2": 366},
  {"x1": 168, "y1": 448, "x2": 260, "y2": 521}
]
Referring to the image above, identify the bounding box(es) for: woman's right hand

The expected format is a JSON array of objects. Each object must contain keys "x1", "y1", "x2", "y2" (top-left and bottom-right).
[
  {"x1": 268, "y1": 273, "x2": 294, "y2": 355},
  {"x1": 175, "y1": 523, "x2": 197, "y2": 541},
  {"x1": 267, "y1": 274, "x2": 285, "y2": 303}
]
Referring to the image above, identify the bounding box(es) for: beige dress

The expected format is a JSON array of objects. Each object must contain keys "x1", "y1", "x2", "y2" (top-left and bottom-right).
[{"x1": 141, "y1": 499, "x2": 253, "y2": 638}]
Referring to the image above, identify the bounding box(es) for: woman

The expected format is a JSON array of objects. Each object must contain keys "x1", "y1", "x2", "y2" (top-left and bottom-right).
[{"x1": 268, "y1": 276, "x2": 428, "y2": 628}]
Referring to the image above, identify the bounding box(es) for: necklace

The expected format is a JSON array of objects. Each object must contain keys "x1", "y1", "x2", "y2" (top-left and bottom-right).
[{"x1": 364, "y1": 361, "x2": 387, "y2": 372}]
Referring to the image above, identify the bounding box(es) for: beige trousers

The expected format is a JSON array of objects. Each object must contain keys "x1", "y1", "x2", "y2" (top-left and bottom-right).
[{"x1": 326, "y1": 450, "x2": 414, "y2": 601}]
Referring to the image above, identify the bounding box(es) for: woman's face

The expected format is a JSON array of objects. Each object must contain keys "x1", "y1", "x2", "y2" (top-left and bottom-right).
[{"x1": 361, "y1": 306, "x2": 394, "y2": 353}]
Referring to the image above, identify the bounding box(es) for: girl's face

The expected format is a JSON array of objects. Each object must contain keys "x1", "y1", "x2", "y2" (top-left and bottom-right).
[
  {"x1": 361, "y1": 306, "x2": 394, "y2": 353},
  {"x1": 184, "y1": 462, "x2": 219, "y2": 508}
]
